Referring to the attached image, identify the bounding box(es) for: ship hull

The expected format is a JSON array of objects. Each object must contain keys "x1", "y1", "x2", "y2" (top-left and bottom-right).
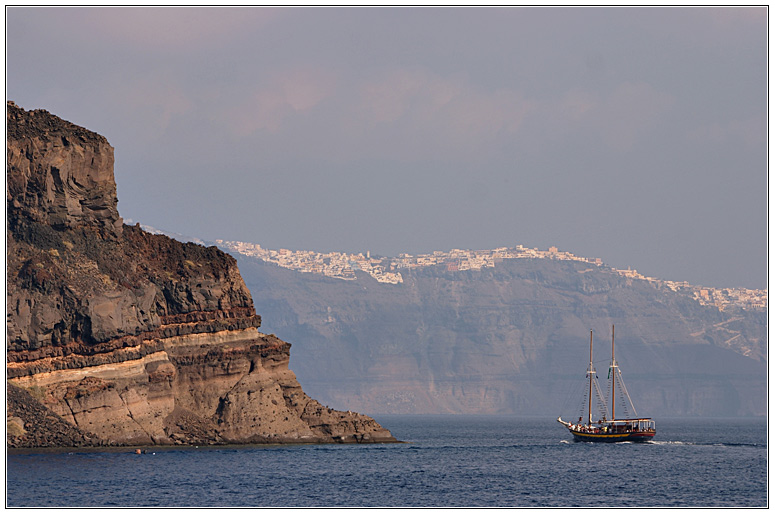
[{"x1": 569, "y1": 430, "x2": 655, "y2": 443}]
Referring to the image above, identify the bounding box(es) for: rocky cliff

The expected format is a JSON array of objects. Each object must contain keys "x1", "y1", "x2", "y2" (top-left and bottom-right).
[
  {"x1": 6, "y1": 102, "x2": 395, "y2": 447},
  {"x1": 234, "y1": 254, "x2": 767, "y2": 417}
]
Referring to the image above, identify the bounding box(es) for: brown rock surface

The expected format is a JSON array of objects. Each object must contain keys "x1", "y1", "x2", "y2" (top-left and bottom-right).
[
  {"x1": 7, "y1": 381, "x2": 104, "y2": 448},
  {"x1": 6, "y1": 102, "x2": 396, "y2": 447}
]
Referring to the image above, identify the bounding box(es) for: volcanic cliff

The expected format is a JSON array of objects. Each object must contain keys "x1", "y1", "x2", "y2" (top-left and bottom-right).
[
  {"x1": 6, "y1": 102, "x2": 396, "y2": 447},
  {"x1": 235, "y1": 252, "x2": 766, "y2": 418}
]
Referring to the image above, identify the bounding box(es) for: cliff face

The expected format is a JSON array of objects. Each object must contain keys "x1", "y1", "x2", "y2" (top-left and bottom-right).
[
  {"x1": 6, "y1": 102, "x2": 395, "y2": 447},
  {"x1": 235, "y1": 255, "x2": 767, "y2": 417}
]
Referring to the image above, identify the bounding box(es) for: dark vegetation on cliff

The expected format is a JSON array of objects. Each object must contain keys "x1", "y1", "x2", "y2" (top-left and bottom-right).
[{"x1": 8, "y1": 221, "x2": 258, "y2": 353}]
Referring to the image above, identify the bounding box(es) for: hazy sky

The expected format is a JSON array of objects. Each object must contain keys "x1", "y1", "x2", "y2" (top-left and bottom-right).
[{"x1": 6, "y1": 6, "x2": 767, "y2": 289}]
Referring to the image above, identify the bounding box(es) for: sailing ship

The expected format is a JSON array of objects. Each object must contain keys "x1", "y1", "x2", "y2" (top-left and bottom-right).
[{"x1": 557, "y1": 326, "x2": 656, "y2": 442}]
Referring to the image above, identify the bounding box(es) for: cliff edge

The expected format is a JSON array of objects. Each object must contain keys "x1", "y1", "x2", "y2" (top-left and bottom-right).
[{"x1": 6, "y1": 102, "x2": 396, "y2": 447}]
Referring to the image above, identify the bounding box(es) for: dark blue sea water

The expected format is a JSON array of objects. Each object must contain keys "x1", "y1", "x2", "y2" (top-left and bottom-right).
[{"x1": 6, "y1": 416, "x2": 767, "y2": 507}]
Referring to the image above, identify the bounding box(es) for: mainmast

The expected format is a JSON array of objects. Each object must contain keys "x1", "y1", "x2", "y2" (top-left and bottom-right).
[
  {"x1": 587, "y1": 330, "x2": 593, "y2": 425},
  {"x1": 611, "y1": 325, "x2": 616, "y2": 421}
]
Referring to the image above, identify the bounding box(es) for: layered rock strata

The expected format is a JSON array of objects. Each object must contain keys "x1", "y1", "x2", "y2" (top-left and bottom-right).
[
  {"x1": 237, "y1": 254, "x2": 767, "y2": 417},
  {"x1": 6, "y1": 102, "x2": 395, "y2": 447}
]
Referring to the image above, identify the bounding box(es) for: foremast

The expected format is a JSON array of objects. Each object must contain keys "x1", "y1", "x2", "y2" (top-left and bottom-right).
[{"x1": 585, "y1": 330, "x2": 607, "y2": 424}]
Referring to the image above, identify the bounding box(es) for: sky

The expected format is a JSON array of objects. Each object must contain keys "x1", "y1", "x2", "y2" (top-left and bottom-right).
[{"x1": 6, "y1": 6, "x2": 768, "y2": 290}]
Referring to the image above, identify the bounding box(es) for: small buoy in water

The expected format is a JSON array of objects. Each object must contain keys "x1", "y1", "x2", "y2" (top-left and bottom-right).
[{"x1": 135, "y1": 449, "x2": 142, "y2": 454}]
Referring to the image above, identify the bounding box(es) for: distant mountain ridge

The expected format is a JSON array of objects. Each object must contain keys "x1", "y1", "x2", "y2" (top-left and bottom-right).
[{"x1": 211, "y1": 238, "x2": 766, "y2": 313}]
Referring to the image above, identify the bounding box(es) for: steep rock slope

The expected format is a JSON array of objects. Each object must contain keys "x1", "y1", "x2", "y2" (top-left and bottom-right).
[
  {"x1": 6, "y1": 103, "x2": 395, "y2": 447},
  {"x1": 235, "y1": 255, "x2": 766, "y2": 417}
]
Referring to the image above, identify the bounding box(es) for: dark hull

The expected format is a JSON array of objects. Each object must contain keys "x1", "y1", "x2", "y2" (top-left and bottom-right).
[{"x1": 570, "y1": 430, "x2": 655, "y2": 443}]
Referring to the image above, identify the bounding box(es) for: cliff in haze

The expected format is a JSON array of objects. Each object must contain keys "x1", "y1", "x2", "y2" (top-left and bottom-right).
[
  {"x1": 6, "y1": 102, "x2": 395, "y2": 447},
  {"x1": 232, "y1": 252, "x2": 767, "y2": 418}
]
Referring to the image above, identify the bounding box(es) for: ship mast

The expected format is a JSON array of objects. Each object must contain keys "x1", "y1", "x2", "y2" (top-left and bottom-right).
[
  {"x1": 587, "y1": 330, "x2": 593, "y2": 426},
  {"x1": 611, "y1": 325, "x2": 615, "y2": 421}
]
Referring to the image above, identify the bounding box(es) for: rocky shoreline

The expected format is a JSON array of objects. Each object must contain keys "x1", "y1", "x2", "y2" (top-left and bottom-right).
[{"x1": 8, "y1": 379, "x2": 400, "y2": 450}]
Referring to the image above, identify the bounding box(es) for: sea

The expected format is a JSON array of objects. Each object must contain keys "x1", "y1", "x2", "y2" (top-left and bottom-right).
[{"x1": 6, "y1": 416, "x2": 767, "y2": 508}]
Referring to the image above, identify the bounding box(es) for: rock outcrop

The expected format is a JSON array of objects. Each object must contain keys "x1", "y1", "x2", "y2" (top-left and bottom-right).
[{"x1": 6, "y1": 102, "x2": 396, "y2": 447}]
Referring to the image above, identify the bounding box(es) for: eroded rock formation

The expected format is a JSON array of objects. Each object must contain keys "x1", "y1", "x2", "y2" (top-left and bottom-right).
[{"x1": 6, "y1": 102, "x2": 395, "y2": 447}]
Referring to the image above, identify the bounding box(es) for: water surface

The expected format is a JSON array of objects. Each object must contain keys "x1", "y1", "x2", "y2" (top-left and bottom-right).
[{"x1": 7, "y1": 416, "x2": 766, "y2": 507}]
